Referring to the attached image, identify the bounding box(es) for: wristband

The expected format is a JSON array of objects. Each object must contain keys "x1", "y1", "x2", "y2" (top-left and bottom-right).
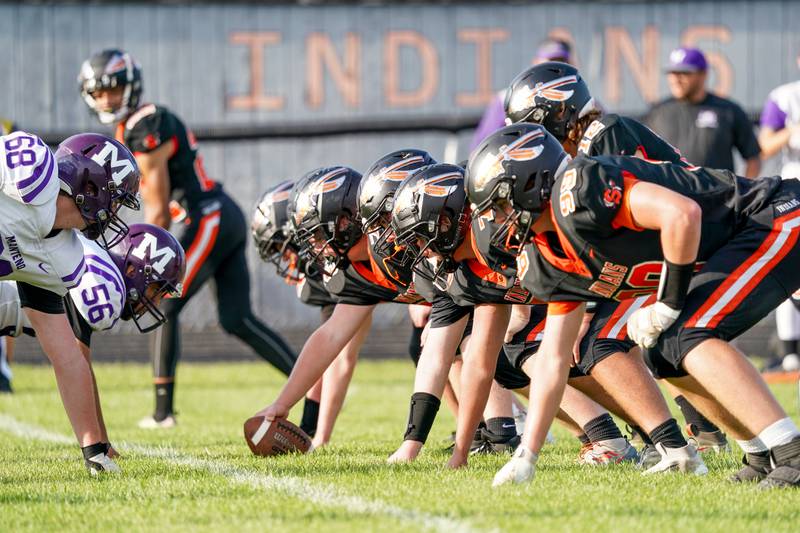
[{"x1": 657, "y1": 259, "x2": 695, "y2": 310}]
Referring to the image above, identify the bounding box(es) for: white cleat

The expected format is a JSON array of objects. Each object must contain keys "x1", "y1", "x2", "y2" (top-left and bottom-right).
[
  {"x1": 643, "y1": 442, "x2": 708, "y2": 475},
  {"x1": 580, "y1": 438, "x2": 639, "y2": 465},
  {"x1": 492, "y1": 446, "x2": 538, "y2": 487},
  {"x1": 85, "y1": 453, "x2": 121, "y2": 475},
  {"x1": 137, "y1": 414, "x2": 177, "y2": 429}
]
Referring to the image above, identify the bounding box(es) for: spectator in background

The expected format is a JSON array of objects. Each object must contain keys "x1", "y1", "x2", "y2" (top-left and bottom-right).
[
  {"x1": 470, "y1": 39, "x2": 573, "y2": 150},
  {"x1": 759, "y1": 54, "x2": 800, "y2": 372},
  {"x1": 646, "y1": 47, "x2": 761, "y2": 177}
]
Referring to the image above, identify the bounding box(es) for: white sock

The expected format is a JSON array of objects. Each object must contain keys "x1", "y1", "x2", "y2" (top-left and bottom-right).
[
  {"x1": 736, "y1": 437, "x2": 768, "y2": 454},
  {"x1": 758, "y1": 417, "x2": 800, "y2": 449}
]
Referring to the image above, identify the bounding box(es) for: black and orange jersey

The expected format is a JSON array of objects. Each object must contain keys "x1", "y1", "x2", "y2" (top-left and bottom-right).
[
  {"x1": 578, "y1": 113, "x2": 690, "y2": 166},
  {"x1": 116, "y1": 104, "x2": 220, "y2": 212},
  {"x1": 446, "y1": 223, "x2": 538, "y2": 307},
  {"x1": 518, "y1": 154, "x2": 782, "y2": 302},
  {"x1": 295, "y1": 271, "x2": 337, "y2": 308},
  {"x1": 366, "y1": 233, "x2": 415, "y2": 291},
  {"x1": 323, "y1": 239, "x2": 426, "y2": 306}
]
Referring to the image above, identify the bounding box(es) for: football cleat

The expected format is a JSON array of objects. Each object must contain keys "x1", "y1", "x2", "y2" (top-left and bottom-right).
[
  {"x1": 686, "y1": 424, "x2": 731, "y2": 453},
  {"x1": 730, "y1": 452, "x2": 771, "y2": 483},
  {"x1": 643, "y1": 443, "x2": 708, "y2": 475},
  {"x1": 85, "y1": 452, "x2": 121, "y2": 475},
  {"x1": 138, "y1": 414, "x2": 177, "y2": 429},
  {"x1": 580, "y1": 438, "x2": 639, "y2": 465},
  {"x1": 758, "y1": 437, "x2": 800, "y2": 489},
  {"x1": 470, "y1": 427, "x2": 521, "y2": 455},
  {"x1": 637, "y1": 443, "x2": 662, "y2": 470}
]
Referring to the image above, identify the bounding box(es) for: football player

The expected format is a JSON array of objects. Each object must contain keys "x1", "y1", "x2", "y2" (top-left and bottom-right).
[
  {"x1": 386, "y1": 163, "x2": 640, "y2": 465},
  {"x1": 2, "y1": 223, "x2": 185, "y2": 458},
  {"x1": 0, "y1": 130, "x2": 140, "y2": 473},
  {"x1": 252, "y1": 181, "x2": 357, "y2": 447},
  {"x1": 504, "y1": 61, "x2": 729, "y2": 453},
  {"x1": 79, "y1": 49, "x2": 297, "y2": 428},
  {"x1": 391, "y1": 161, "x2": 708, "y2": 474},
  {"x1": 469, "y1": 123, "x2": 800, "y2": 488}
]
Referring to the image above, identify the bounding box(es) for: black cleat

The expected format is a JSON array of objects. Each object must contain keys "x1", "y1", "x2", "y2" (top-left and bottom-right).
[
  {"x1": 730, "y1": 452, "x2": 771, "y2": 483},
  {"x1": 759, "y1": 437, "x2": 800, "y2": 489}
]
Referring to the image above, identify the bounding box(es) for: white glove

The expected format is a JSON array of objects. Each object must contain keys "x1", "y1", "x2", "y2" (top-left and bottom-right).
[
  {"x1": 626, "y1": 301, "x2": 681, "y2": 348},
  {"x1": 492, "y1": 446, "x2": 538, "y2": 487}
]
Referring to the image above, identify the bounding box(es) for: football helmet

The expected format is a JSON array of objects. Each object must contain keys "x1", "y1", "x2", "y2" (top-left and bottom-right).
[
  {"x1": 110, "y1": 223, "x2": 185, "y2": 333},
  {"x1": 289, "y1": 166, "x2": 362, "y2": 272},
  {"x1": 390, "y1": 163, "x2": 468, "y2": 283},
  {"x1": 56, "y1": 133, "x2": 141, "y2": 249},
  {"x1": 252, "y1": 180, "x2": 301, "y2": 281},
  {"x1": 504, "y1": 62, "x2": 597, "y2": 141},
  {"x1": 466, "y1": 123, "x2": 569, "y2": 254},
  {"x1": 79, "y1": 49, "x2": 143, "y2": 125}
]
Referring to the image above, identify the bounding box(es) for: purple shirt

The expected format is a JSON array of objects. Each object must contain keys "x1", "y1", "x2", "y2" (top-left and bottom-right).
[
  {"x1": 760, "y1": 98, "x2": 788, "y2": 131},
  {"x1": 470, "y1": 95, "x2": 506, "y2": 150}
]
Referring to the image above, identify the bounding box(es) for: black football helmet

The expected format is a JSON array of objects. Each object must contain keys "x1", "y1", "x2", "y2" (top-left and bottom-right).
[
  {"x1": 466, "y1": 123, "x2": 569, "y2": 254},
  {"x1": 290, "y1": 166, "x2": 363, "y2": 272},
  {"x1": 79, "y1": 49, "x2": 143, "y2": 125},
  {"x1": 358, "y1": 149, "x2": 436, "y2": 234},
  {"x1": 390, "y1": 163, "x2": 469, "y2": 284},
  {"x1": 504, "y1": 62, "x2": 597, "y2": 141},
  {"x1": 252, "y1": 180, "x2": 302, "y2": 281}
]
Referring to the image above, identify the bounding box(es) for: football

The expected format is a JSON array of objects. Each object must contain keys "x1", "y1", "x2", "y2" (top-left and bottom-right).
[{"x1": 243, "y1": 416, "x2": 313, "y2": 457}]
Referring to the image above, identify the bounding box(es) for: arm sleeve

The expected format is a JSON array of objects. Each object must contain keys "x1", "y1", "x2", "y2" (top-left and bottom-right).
[
  {"x1": 732, "y1": 104, "x2": 761, "y2": 159},
  {"x1": 17, "y1": 282, "x2": 64, "y2": 314}
]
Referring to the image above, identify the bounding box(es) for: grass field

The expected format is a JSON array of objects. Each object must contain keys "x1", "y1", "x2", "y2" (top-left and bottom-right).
[{"x1": 1, "y1": 360, "x2": 799, "y2": 532}]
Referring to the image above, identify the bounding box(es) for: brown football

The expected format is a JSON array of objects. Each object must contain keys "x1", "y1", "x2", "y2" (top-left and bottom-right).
[{"x1": 243, "y1": 416, "x2": 312, "y2": 457}]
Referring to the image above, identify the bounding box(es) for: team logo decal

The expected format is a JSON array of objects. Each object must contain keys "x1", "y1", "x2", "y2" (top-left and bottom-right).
[
  {"x1": 294, "y1": 168, "x2": 347, "y2": 224},
  {"x1": 507, "y1": 75, "x2": 577, "y2": 115},
  {"x1": 360, "y1": 156, "x2": 426, "y2": 206},
  {"x1": 603, "y1": 179, "x2": 623, "y2": 209},
  {"x1": 472, "y1": 130, "x2": 545, "y2": 192},
  {"x1": 131, "y1": 233, "x2": 177, "y2": 275},
  {"x1": 90, "y1": 141, "x2": 136, "y2": 186}
]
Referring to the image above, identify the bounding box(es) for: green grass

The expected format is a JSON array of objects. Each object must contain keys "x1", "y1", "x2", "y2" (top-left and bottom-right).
[{"x1": 1, "y1": 361, "x2": 799, "y2": 532}]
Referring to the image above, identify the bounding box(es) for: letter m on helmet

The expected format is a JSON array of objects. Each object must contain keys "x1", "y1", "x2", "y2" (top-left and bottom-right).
[
  {"x1": 130, "y1": 233, "x2": 176, "y2": 274},
  {"x1": 90, "y1": 141, "x2": 135, "y2": 186}
]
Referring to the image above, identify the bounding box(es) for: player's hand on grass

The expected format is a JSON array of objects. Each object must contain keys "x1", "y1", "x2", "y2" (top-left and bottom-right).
[
  {"x1": 446, "y1": 451, "x2": 468, "y2": 469},
  {"x1": 255, "y1": 402, "x2": 290, "y2": 422},
  {"x1": 626, "y1": 302, "x2": 680, "y2": 348},
  {"x1": 492, "y1": 447, "x2": 538, "y2": 487}
]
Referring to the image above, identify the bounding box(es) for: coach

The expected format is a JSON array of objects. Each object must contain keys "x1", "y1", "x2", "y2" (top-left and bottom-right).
[{"x1": 646, "y1": 47, "x2": 761, "y2": 178}]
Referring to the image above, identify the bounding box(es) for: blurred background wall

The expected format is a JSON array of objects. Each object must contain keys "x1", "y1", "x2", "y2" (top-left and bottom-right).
[{"x1": 2, "y1": 1, "x2": 794, "y2": 360}]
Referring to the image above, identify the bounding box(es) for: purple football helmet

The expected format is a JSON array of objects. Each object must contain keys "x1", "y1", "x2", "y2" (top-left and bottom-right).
[
  {"x1": 56, "y1": 133, "x2": 141, "y2": 249},
  {"x1": 110, "y1": 223, "x2": 186, "y2": 333}
]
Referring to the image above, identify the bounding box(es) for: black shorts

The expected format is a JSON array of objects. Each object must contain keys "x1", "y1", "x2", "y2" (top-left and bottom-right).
[
  {"x1": 650, "y1": 180, "x2": 800, "y2": 378},
  {"x1": 494, "y1": 345, "x2": 530, "y2": 390},
  {"x1": 503, "y1": 301, "x2": 637, "y2": 379}
]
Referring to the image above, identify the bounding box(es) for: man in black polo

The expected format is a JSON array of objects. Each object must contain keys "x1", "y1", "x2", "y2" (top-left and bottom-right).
[{"x1": 646, "y1": 47, "x2": 761, "y2": 177}]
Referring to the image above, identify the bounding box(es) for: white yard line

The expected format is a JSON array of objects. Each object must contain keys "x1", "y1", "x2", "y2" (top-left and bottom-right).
[{"x1": 0, "y1": 413, "x2": 479, "y2": 533}]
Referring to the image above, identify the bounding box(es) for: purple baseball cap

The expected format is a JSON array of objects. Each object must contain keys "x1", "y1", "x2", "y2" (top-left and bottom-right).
[
  {"x1": 536, "y1": 39, "x2": 572, "y2": 62},
  {"x1": 666, "y1": 47, "x2": 707, "y2": 73}
]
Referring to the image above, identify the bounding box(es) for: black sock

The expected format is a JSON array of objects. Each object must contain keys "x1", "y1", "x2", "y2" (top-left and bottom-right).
[
  {"x1": 782, "y1": 339, "x2": 799, "y2": 356},
  {"x1": 630, "y1": 424, "x2": 654, "y2": 445},
  {"x1": 578, "y1": 433, "x2": 591, "y2": 446},
  {"x1": 583, "y1": 413, "x2": 623, "y2": 443},
  {"x1": 154, "y1": 383, "x2": 175, "y2": 421},
  {"x1": 649, "y1": 418, "x2": 687, "y2": 449},
  {"x1": 300, "y1": 398, "x2": 320, "y2": 437},
  {"x1": 485, "y1": 417, "x2": 517, "y2": 439},
  {"x1": 674, "y1": 395, "x2": 719, "y2": 433}
]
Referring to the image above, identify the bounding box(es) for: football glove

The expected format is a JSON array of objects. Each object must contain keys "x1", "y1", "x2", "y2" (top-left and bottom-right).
[
  {"x1": 626, "y1": 301, "x2": 681, "y2": 348},
  {"x1": 492, "y1": 446, "x2": 538, "y2": 487}
]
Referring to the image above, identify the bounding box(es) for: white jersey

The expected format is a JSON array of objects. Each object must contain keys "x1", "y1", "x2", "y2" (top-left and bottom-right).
[
  {"x1": 0, "y1": 280, "x2": 30, "y2": 337},
  {"x1": 765, "y1": 81, "x2": 800, "y2": 179},
  {"x1": 67, "y1": 235, "x2": 125, "y2": 332},
  {"x1": 0, "y1": 131, "x2": 86, "y2": 295}
]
